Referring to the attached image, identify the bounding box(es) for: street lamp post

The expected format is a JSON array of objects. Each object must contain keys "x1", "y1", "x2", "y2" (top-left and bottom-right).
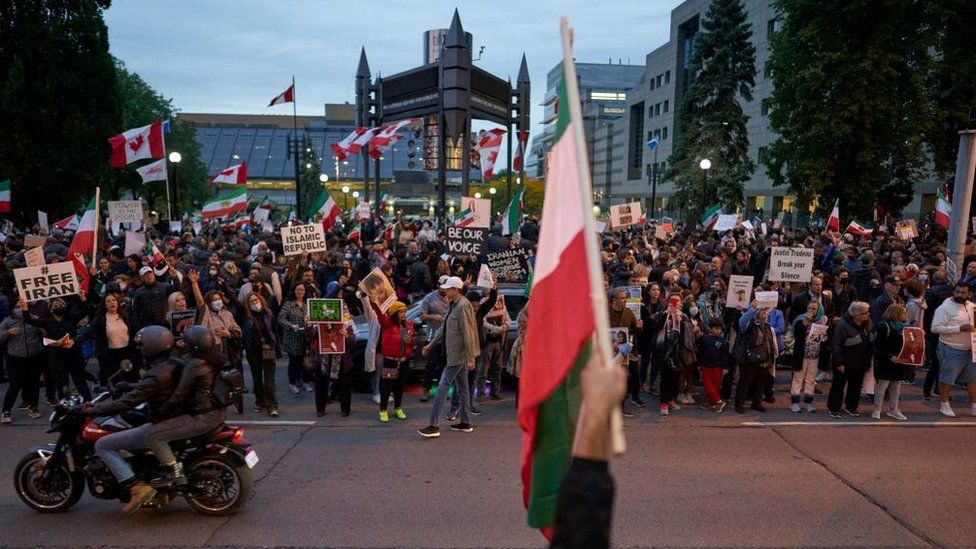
[
  {"x1": 699, "y1": 158, "x2": 711, "y2": 218},
  {"x1": 168, "y1": 151, "x2": 182, "y2": 220},
  {"x1": 342, "y1": 185, "x2": 350, "y2": 211}
]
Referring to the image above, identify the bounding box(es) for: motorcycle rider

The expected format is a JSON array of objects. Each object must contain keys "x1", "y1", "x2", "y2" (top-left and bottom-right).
[
  {"x1": 147, "y1": 325, "x2": 230, "y2": 487},
  {"x1": 80, "y1": 325, "x2": 181, "y2": 513}
]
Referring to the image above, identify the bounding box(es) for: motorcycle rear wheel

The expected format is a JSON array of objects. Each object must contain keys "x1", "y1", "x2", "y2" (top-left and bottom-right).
[
  {"x1": 13, "y1": 453, "x2": 85, "y2": 513},
  {"x1": 183, "y1": 453, "x2": 252, "y2": 516}
]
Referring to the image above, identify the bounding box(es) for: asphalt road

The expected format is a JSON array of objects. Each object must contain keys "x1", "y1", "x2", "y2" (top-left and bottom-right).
[{"x1": 0, "y1": 366, "x2": 974, "y2": 548}]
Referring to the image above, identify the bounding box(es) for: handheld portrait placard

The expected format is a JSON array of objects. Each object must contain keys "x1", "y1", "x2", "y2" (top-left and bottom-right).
[
  {"x1": 754, "y1": 290, "x2": 779, "y2": 309},
  {"x1": 897, "y1": 327, "x2": 925, "y2": 366},
  {"x1": 317, "y1": 323, "x2": 347, "y2": 354},
  {"x1": 726, "y1": 275, "x2": 754, "y2": 309},
  {"x1": 609, "y1": 202, "x2": 642, "y2": 229},
  {"x1": 358, "y1": 268, "x2": 396, "y2": 313},
  {"x1": 169, "y1": 309, "x2": 197, "y2": 337}
]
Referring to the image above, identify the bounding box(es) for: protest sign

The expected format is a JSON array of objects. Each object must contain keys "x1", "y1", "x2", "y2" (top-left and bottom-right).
[
  {"x1": 609, "y1": 202, "x2": 641, "y2": 229},
  {"x1": 898, "y1": 327, "x2": 925, "y2": 366},
  {"x1": 169, "y1": 221, "x2": 182, "y2": 234},
  {"x1": 24, "y1": 234, "x2": 46, "y2": 249},
  {"x1": 596, "y1": 220, "x2": 607, "y2": 233},
  {"x1": 359, "y1": 267, "x2": 396, "y2": 313},
  {"x1": 485, "y1": 248, "x2": 530, "y2": 282},
  {"x1": 37, "y1": 211, "x2": 48, "y2": 233},
  {"x1": 714, "y1": 214, "x2": 739, "y2": 232},
  {"x1": 742, "y1": 220, "x2": 755, "y2": 231},
  {"x1": 124, "y1": 231, "x2": 146, "y2": 257},
  {"x1": 654, "y1": 224, "x2": 670, "y2": 241},
  {"x1": 445, "y1": 226, "x2": 487, "y2": 256},
  {"x1": 477, "y1": 264, "x2": 494, "y2": 289},
  {"x1": 317, "y1": 323, "x2": 347, "y2": 354},
  {"x1": 169, "y1": 309, "x2": 196, "y2": 337},
  {"x1": 755, "y1": 290, "x2": 779, "y2": 309},
  {"x1": 355, "y1": 202, "x2": 371, "y2": 221},
  {"x1": 726, "y1": 275, "x2": 754, "y2": 309},
  {"x1": 768, "y1": 246, "x2": 815, "y2": 282},
  {"x1": 24, "y1": 246, "x2": 45, "y2": 268},
  {"x1": 307, "y1": 298, "x2": 343, "y2": 323},
  {"x1": 458, "y1": 196, "x2": 492, "y2": 229},
  {"x1": 281, "y1": 223, "x2": 327, "y2": 256},
  {"x1": 761, "y1": 222, "x2": 768, "y2": 235},
  {"x1": 14, "y1": 262, "x2": 78, "y2": 303},
  {"x1": 808, "y1": 322, "x2": 829, "y2": 340},
  {"x1": 253, "y1": 207, "x2": 270, "y2": 223},
  {"x1": 609, "y1": 327, "x2": 634, "y2": 366},
  {"x1": 624, "y1": 285, "x2": 642, "y2": 317},
  {"x1": 107, "y1": 200, "x2": 143, "y2": 223},
  {"x1": 895, "y1": 219, "x2": 918, "y2": 240}
]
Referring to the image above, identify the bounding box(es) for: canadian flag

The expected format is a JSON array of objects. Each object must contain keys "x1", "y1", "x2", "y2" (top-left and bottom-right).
[
  {"x1": 331, "y1": 127, "x2": 367, "y2": 161},
  {"x1": 827, "y1": 199, "x2": 840, "y2": 232},
  {"x1": 346, "y1": 126, "x2": 382, "y2": 155},
  {"x1": 369, "y1": 134, "x2": 403, "y2": 160},
  {"x1": 108, "y1": 121, "x2": 165, "y2": 168},
  {"x1": 135, "y1": 158, "x2": 168, "y2": 184},
  {"x1": 268, "y1": 84, "x2": 294, "y2": 107},
  {"x1": 475, "y1": 129, "x2": 507, "y2": 179},
  {"x1": 211, "y1": 162, "x2": 248, "y2": 187},
  {"x1": 513, "y1": 130, "x2": 527, "y2": 172},
  {"x1": 369, "y1": 118, "x2": 420, "y2": 151}
]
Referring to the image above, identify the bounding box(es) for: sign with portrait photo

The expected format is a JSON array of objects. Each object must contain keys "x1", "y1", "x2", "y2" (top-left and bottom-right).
[
  {"x1": 726, "y1": 275, "x2": 754, "y2": 310},
  {"x1": 169, "y1": 309, "x2": 197, "y2": 337},
  {"x1": 609, "y1": 202, "x2": 642, "y2": 229},
  {"x1": 317, "y1": 323, "x2": 347, "y2": 355},
  {"x1": 358, "y1": 267, "x2": 396, "y2": 313}
]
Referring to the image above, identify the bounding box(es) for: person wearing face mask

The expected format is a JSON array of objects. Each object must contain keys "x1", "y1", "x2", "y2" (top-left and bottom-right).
[
  {"x1": 242, "y1": 291, "x2": 279, "y2": 417},
  {"x1": 0, "y1": 299, "x2": 45, "y2": 424},
  {"x1": 677, "y1": 296, "x2": 704, "y2": 405},
  {"x1": 20, "y1": 296, "x2": 92, "y2": 402},
  {"x1": 187, "y1": 268, "x2": 241, "y2": 365},
  {"x1": 832, "y1": 268, "x2": 858, "y2": 319},
  {"x1": 828, "y1": 301, "x2": 873, "y2": 418}
]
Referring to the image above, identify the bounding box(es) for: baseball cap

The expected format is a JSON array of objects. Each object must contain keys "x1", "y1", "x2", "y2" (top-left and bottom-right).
[
  {"x1": 138, "y1": 266, "x2": 153, "y2": 276},
  {"x1": 440, "y1": 276, "x2": 464, "y2": 290},
  {"x1": 438, "y1": 275, "x2": 450, "y2": 286}
]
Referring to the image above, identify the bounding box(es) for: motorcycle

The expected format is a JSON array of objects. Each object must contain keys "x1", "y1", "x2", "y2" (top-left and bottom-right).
[{"x1": 12, "y1": 377, "x2": 258, "y2": 516}]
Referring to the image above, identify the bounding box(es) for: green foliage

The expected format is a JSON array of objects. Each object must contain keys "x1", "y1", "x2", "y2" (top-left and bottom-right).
[
  {"x1": 469, "y1": 174, "x2": 544, "y2": 218},
  {"x1": 664, "y1": 0, "x2": 756, "y2": 212},
  {"x1": 0, "y1": 0, "x2": 121, "y2": 222},
  {"x1": 765, "y1": 0, "x2": 935, "y2": 218},
  {"x1": 297, "y1": 135, "x2": 321, "y2": 220}
]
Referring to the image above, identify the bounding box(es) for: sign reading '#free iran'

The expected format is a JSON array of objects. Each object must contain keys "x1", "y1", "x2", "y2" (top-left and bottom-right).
[
  {"x1": 767, "y1": 246, "x2": 815, "y2": 282},
  {"x1": 14, "y1": 262, "x2": 78, "y2": 303}
]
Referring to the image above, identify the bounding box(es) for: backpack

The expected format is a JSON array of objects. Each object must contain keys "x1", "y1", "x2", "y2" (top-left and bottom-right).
[
  {"x1": 733, "y1": 322, "x2": 771, "y2": 366},
  {"x1": 210, "y1": 364, "x2": 245, "y2": 414}
]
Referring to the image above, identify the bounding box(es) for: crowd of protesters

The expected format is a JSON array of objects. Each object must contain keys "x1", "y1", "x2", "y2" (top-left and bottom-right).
[{"x1": 2, "y1": 206, "x2": 976, "y2": 431}]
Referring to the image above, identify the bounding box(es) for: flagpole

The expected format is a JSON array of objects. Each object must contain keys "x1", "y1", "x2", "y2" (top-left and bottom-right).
[
  {"x1": 165, "y1": 162, "x2": 173, "y2": 221},
  {"x1": 92, "y1": 186, "x2": 101, "y2": 267},
  {"x1": 560, "y1": 18, "x2": 625, "y2": 456},
  {"x1": 292, "y1": 75, "x2": 302, "y2": 220}
]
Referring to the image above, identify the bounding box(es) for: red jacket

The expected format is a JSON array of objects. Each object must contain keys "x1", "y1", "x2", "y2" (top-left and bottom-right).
[{"x1": 373, "y1": 302, "x2": 414, "y2": 359}]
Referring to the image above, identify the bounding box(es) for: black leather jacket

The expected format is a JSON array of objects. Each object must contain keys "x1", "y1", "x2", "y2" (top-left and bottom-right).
[
  {"x1": 159, "y1": 351, "x2": 228, "y2": 417},
  {"x1": 87, "y1": 355, "x2": 183, "y2": 422}
]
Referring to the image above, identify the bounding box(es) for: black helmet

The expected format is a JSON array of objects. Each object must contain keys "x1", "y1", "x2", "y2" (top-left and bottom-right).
[
  {"x1": 465, "y1": 288, "x2": 483, "y2": 302},
  {"x1": 134, "y1": 325, "x2": 174, "y2": 358},
  {"x1": 182, "y1": 325, "x2": 216, "y2": 354}
]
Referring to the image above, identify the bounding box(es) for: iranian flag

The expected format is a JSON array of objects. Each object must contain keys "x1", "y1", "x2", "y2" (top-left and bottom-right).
[
  {"x1": 331, "y1": 127, "x2": 367, "y2": 161},
  {"x1": 827, "y1": 199, "x2": 840, "y2": 232},
  {"x1": 378, "y1": 192, "x2": 390, "y2": 212},
  {"x1": 700, "y1": 203, "x2": 722, "y2": 231},
  {"x1": 67, "y1": 197, "x2": 97, "y2": 258},
  {"x1": 54, "y1": 214, "x2": 80, "y2": 232},
  {"x1": 211, "y1": 162, "x2": 247, "y2": 187},
  {"x1": 519, "y1": 19, "x2": 617, "y2": 537},
  {"x1": 268, "y1": 83, "x2": 294, "y2": 106},
  {"x1": 935, "y1": 189, "x2": 951, "y2": 228},
  {"x1": 310, "y1": 189, "x2": 341, "y2": 230},
  {"x1": 513, "y1": 130, "x2": 527, "y2": 172},
  {"x1": 346, "y1": 222, "x2": 361, "y2": 243},
  {"x1": 256, "y1": 195, "x2": 273, "y2": 210},
  {"x1": 108, "y1": 121, "x2": 165, "y2": 168},
  {"x1": 475, "y1": 129, "x2": 506, "y2": 179},
  {"x1": 501, "y1": 186, "x2": 525, "y2": 236},
  {"x1": 202, "y1": 188, "x2": 248, "y2": 219},
  {"x1": 846, "y1": 220, "x2": 873, "y2": 238},
  {"x1": 0, "y1": 179, "x2": 10, "y2": 213},
  {"x1": 454, "y1": 206, "x2": 476, "y2": 228},
  {"x1": 135, "y1": 158, "x2": 168, "y2": 184}
]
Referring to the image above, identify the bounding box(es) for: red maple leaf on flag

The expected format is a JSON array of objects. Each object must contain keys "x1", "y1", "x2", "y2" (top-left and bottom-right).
[{"x1": 128, "y1": 134, "x2": 144, "y2": 152}]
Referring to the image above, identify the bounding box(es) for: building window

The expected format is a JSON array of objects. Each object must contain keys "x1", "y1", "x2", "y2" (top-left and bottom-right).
[
  {"x1": 648, "y1": 105, "x2": 654, "y2": 118},
  {"x1": 590, "y1": 91, "x2": 627, "y2": 101},
  {"x1": 628, "y1": 102, "x2": 645, "y2": 179},
  {"x1": 663, "y1": 100, "x2": 669, "y2": 113},
  {"x1": 655, "y1": 103, "x2": 661, "y2": 116},
  {"x1": 662, "y1": 127, "x2": 669, "y2": 140},
  {"x1": 767, "y1": 19, "x2": 781, "y2": 39},
  {"x1": 664, "y1": 70, "x2": 671, "y2": 84},
  {"x1": 649, "y1": 78, "x2": 655, "y2": 91},
  {"x1": 761, "y1": 98, "x2": 772, "y2": 116},
  {"x1": 758, "y1": 146, "x2": 767, "y2": 163},
  {"x1": 656, "y1": 74, "x2": 663, "y2": 87}
]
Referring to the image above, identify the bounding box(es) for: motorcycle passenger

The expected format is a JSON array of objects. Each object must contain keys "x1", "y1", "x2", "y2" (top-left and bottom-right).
[
  {"x1": 147, "y1": 326, "x2": 230, "y2": 487},
  {"x1": 81, "y1": 325, "x2": 181, "y2": 514}
]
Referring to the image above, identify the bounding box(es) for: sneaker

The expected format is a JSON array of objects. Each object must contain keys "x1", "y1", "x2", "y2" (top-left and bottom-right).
[
  {"x1": 622, "y1": 408, "x2": 636, "y2": 418},
  {"x1": 675, "y1": 393, "x2": 688, "y2": 404},
  {"x1": 940, "y1": 404, "x2": 956, "y2": 418},
  {"x1": 450, "y1": 422, "x2": 474, "y2": 432},
  {"x1": 628, "y1": 397, "x2": 646, "y2": 409},
  {"x1": 712, "y1": 401, "x2": 726, "y2": 414},
  {"x1": 921, "y1": 393, "x2": 932, "y2": 401},
  {"x1": 268, "y1": 408, "x2": 279, "y2": 418},
  {"x1": 887, "y1": 410, "x2": 908, "y2": 421},
  {"x1": 372, "y1": 393, "x2": 381, "y2": 404},
  {"x1": 420, "y1": 388, "x2": 430, "y2": 402},
  {"x1": 668, "y1": 400, "x2": 681, "y2": 411},
  {"x1": 659, "y1": 404, "x2": 670, "y2": 416},
  {"x1": 806, "y1": 404, "x2": 816, "y2": 413},
  {"x1": 17, "y1": 402, "x2": 30, "y2": 411},
  {"x1": 446, "y1": 408, "x2": 459, "y2": 421},
  {"x1": 828, "y1": 411, "x2": 842, "y2": 419},
  {"x1": 469, "y1": 407, "x2": 484, "y2": 416},
  {"x1": 394, "y1": 408, "x2": 407, "y2": 420},
  {"x1": 790, "y1": 403, "x2": 801, "y2": 413},
  {"x1": 252, "y1": 405, "x2": 264, "y2": 414},
  {"x1": 303, "y1": 383, "x2": 314, "y2": 393},
  {"x1": 1, "y1": 411, "x2": 11, "y2": 424},
  {"x1": 289, "y1": 384, "x2": 301, "y2": 395},
  {"x1": 489, "y1": 393, "x2": 505, "y2": 401},
  {"x1": 869, "y1": 409, "x2": 881, "y2": 420},
  {"x1": 844, "y1": 409, "x2": 860, "y2": 417},
  {"x1": 684, "y1": 393, "x2": 696, "y2": 405},
  {"x1": 27, "y1": 408, "x2": 41, "y2": 419},
  {"x1": 418, "y1": 425, "x2": 440, "y2": 438},
  {"x1": 379, "y1": 410, "x2": 389, "y2": 422}
]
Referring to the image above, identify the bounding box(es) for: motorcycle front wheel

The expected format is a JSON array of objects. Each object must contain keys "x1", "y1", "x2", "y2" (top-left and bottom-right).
[
  {"x1": 13, "y1": 453, "x2": 85, "y2": 513},
  {"x1": 184, "y1": 453, "x2": 252, "y2": 516}
]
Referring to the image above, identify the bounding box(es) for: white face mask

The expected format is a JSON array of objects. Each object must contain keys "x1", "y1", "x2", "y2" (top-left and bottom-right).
[
  {"x1": 689, "y1": 307, "x2": 699, "y2": 316},
  {"x1": 250, "y1": 303, "x2": 262, "y2": 313},
  {"x1": 210, "y1": 300, "x2": 224, "y2": 312}
]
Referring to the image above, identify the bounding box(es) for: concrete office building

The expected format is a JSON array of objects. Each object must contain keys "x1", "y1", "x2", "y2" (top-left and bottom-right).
[{"x1": 582, "y1": 0, "x2": 939, "y2": 220}]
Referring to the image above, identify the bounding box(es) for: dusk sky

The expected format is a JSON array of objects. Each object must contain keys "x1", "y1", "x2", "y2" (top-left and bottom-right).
[{"x1": 105, "y1": 1, "x2": 680, "y2": 156}]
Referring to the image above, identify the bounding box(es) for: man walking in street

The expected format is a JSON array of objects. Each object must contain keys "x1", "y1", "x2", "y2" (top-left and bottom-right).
[
  {"x1": 930, "y1": 281, "x2": 976, "y2": 417},
  {"x1": 418, "y1": 276, "x2": 481, "y2": 438}
]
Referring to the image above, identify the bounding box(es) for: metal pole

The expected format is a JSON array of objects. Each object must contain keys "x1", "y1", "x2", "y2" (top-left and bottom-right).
[
  {"x1": 701, "y1": 169, "x2": 707, "y2": 218},
  {"x1": 438, "y1": 115, "x2": 447, "y2": 227},
  {"x1": 172, "y1": 163, "x2": 180, "y2": 216},
  {"x1": 947, "y1": 130, "x2": 976, "y2": 281},
  {"x1": 505, "y1": 124, "x2": 513, "y2": 203},
  {"x1": 651, "y1": 147, "x2": 658, "y2": 221},
  {"x1": 292, "y1": 76, "x2": 302, "y2": 219},
  {"x1": 164, "y1": 166, "x2": 173, "y2": 221},
  {"x1": 363, "y1": 148, "x2": 370, "y2": 213},
  {"x1": 461, "y1": 117, "x2": 471, "y2": 198},
  {"x1": 374, "y1": 155, "x2": 380, "y2": 211}
]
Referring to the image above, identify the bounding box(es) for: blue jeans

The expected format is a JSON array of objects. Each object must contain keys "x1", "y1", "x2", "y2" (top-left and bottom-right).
[
  {"x1": 94, "y1": 423, "x2": 151, "y2": 483},
  {"x1": 429, "y1": 363, "x2": 471, "y2": 426}
]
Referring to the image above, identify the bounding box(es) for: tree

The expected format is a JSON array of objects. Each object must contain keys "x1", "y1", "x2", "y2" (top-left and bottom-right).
[
  {"x1": 764, "y1": 0, "x2": 934, "y2": 219},
  {"x1": 663, "y1": 0, "x2": 756, "y2": 213},
  {"x1": 296, "y1": 135, "x2": 321, "y2": 220},
  {"x1": 469, "y1": 175, "x2": 545, "y2": 219},
  {"x1": 0, "y1": 0, "x2": 121, "y2": 222}
]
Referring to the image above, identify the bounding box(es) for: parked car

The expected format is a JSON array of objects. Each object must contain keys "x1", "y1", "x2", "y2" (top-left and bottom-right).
[{"x1": 347, "y1": 283, "x2": 527, "y2": 392}]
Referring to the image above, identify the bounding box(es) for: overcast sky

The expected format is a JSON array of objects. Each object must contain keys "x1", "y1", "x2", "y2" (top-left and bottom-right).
[{"x1": 105, "y1": 1, "x2": 680, "y2": 158}]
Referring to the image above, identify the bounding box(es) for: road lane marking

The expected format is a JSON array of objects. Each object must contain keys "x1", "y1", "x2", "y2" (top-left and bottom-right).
[{"x1": 743, "y1": 421, "x2": 976, "y2": 426}]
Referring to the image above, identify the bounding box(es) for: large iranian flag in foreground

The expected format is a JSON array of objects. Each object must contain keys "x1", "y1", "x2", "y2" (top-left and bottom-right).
[{"x1": 519, "y1": 20, "x2": 606, "y2": 537}]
